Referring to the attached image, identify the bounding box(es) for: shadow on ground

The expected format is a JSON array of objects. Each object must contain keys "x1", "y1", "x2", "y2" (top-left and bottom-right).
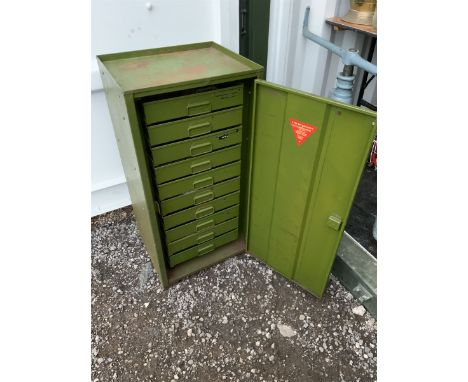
[{"x1": 91, "y1": 207, "x2": 377, "y2": 382}]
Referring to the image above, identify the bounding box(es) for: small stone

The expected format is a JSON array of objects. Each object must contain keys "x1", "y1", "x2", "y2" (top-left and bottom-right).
[
  {"x1": 269, "y1": 355, "x2": 275, "y2": 362},
  {"x1": 352, "y1": 305, "x2": 366, "y2": 316},
  {"x1": 144, "y1": 302, "x2": 149, "y2": 308},
  {"x1": 271, "y1": 343, "x2": 275, "y2": 349},
  {"x1": 255, "y1": 341, "x2": 260, "y2": 347},
  {"x1": 187, "y1": 329, "x2": 193, "y2": 337},
  {"x1": 265, "y1": 332, "x2": 271, "y2": 339},
  {"x1": 299, "y1": 314, "x2": 305, "y2": 321},
  {"x1": 277, "y1": 324, "x2": 296, "y2": 337},
  {"x1": 271, "y1": 323, "x2": 276, "y2": 330},
  {"x1": 222, "y1": 316, "x2": 228, "y2": 324},
  {"x1": 188, "y1": 360, "x2": 193, "y2": 365},
  {"x1": 97, "y1": 358, "x2": 104, "y2": 364},
  {"x1": 174, "y1": 375, "x2": 179, "y2": 380}
]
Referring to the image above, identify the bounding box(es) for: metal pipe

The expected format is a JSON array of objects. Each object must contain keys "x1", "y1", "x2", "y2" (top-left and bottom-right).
[{"x1": 302, "y1": 7, "x2": 377, "y2": 76}]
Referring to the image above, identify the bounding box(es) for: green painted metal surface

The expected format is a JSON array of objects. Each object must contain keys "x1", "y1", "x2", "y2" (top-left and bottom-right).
[
  {"x1": 99, "y1": 42, "x2": 262, "y2": 95},
  {"x1": 98, "y1": 42, "x2": 262, "y2": 288},
  {"x1": 151, "y1": 126, "x2": 243, "y2": 166},
  {"x1": 98, "y1": 41, "x2": 376, "y2": 295},
  {"x1": 169, "y1": 229, "x2": 239, "y2": 267},
  {"x1": 247, "y1": 80, "x2": 376, "y2": 297},
  {"x1": 162, "y1": 191, "x2": 240, "y2": 231},
  {"x1": 160, "y1": 177, "x2": 240, "y2": 216},
  {"x1": 165, "y1": 205, "x2": 239, "y2": 243},
  {"x1": 154, "y1": 145, "x2": 242, "y2": 184},
  {"x1": 157, "y1": 161, "x2": 241, "y2": 200},
  {"x1": 147, "y1": 106, "x2": 243, "y2": 146},
  {"x1": 143, "y1": 85, "x2": 243, "y2": 125},
  {"x1": 168, "y1": 217, "x2": 239, "y2": 255}
]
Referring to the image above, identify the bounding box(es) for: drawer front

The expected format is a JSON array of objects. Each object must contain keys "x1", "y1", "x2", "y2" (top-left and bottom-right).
[
  {"x1": 143, "y1": 85, "x2": 243, "y2": 125},
  {"x1": 162, "y1": 191, "x2": 240, "y2": 230},
  {"x1": 165, "y1": 204, "x2": 239, "y2": 243},
  {"x1": 147, "y1": 106, "x2": 242, "y2": 146},
  {"x1": 158, "y1": 161, "x2": 241, "y2": 200},
  {"x1": 152, "y1": 126, "x2": 242, "y2": 166},
  {"x1": 167, "y1": 217, "x2": 239, "y2": 255},
  {"x1": 154, "y1": 145, "x2": 241, "y2": 184},
  {"x1": 169, "y1": 229, "x2": 239, "y2": 267},
  {"x1": 160, "y1": 177, "x2": 240, "y2": 216}
]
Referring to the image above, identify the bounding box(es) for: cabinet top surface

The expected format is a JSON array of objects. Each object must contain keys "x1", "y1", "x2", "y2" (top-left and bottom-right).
[{"x1": 98, "y1": 42, "x2": 262, "y2": 93}]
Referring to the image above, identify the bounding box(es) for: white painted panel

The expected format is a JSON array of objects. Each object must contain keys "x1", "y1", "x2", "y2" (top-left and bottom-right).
[
  {"x1": 91, "y1": 0, "x2": 239, "y2": 216},
  {"x1": 267, "y1": 0, "x2": 376, "y2": 105}
]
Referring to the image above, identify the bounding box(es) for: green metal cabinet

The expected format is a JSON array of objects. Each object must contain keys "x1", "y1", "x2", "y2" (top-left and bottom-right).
[{"x1": 98, "y1": 42, "x2": 376, "y2": 297}]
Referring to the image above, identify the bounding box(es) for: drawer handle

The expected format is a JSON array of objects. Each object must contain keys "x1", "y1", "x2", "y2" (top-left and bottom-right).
[
  {"x1": 198, "y1": 243, "x2": 214, "y2": 255},
  {"x1": 195, "y1": 205, "x2": 214, "y2": 219},
  {"x1": 190, "y1": 142, "x2": 212, "y2": 157},
  {"x1": 188, "y1": 122, "x2": 211, "y2": 137},
  {"x1": 197, "y1": 231, "x2": 215, "y2": 243},
  {"x1": 196, "y1": 219, "x2": 214, "y2": 232},
  {"x1": 191, "y1": 160, "x2": 211, "y2": 174},
  {"x1": 193, "y1": 176, "x2": 213, "y2": 190},
  {"x1": 194, "y1": 191, "x2": 214, "y2": 205},
  {"x1": 187, "y1": 101, "x2": 211, "y2": 116}
]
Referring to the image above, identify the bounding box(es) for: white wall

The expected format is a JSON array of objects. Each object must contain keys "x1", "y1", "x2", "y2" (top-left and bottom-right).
[
  {"x1": 91, "y1": 0, "x2": 239, "y2": 216},
  {"x1": 267, "y1": 0, "x2": 376, "y2": 103}
]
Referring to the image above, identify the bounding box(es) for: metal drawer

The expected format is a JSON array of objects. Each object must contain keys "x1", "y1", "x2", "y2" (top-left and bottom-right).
[
  {"x1": 167, "y1": 217, "x2": 239, "y2": 255},
  {"x1": 152, "y1": 126, "x2": 242, "y2": 166},
  {"x1": 154, "y1": 145, "x2": 241, "y2": 184},
  {"x1": 162, "y1": 191, "x2": 240, "y2": 230},
  {"x1": 147, "y1": 106, "x2": 242, "y2": 146},
  {"x1": 143, "y1": 84, "x2": 243, "y2": 125},
  {"x1": 160, "y1": 177, "x2": 240, "y2": 216},
  {"x1": 168, "y1": 229, "x2": 239, "y2": 267},
  {"x1": 157, "y1": 161, "x2": 241, "y2": 200},
  {"x1": 165, "y1": 204, "x2": 239, "y2": 243}
]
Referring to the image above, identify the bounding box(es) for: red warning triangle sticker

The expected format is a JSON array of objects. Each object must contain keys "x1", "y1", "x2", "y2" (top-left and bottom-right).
[{"x1": 289, "y1": 118, "x2": 318, "y2": 145}]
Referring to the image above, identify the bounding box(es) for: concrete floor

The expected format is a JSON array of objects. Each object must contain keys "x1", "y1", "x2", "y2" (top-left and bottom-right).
[{"x1": 91, "y1": 207, "x2": 377, "y2": 382}]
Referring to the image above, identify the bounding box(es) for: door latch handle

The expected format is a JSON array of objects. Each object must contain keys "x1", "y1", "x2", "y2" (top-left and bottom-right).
[{"x1": 327, "y1": 214, "x2": 342, "y2": 231}]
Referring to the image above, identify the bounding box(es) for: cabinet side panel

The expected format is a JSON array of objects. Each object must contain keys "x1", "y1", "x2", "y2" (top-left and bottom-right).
[{"x1": 98, "y1": 61, "x2": 168, "y2": 287}]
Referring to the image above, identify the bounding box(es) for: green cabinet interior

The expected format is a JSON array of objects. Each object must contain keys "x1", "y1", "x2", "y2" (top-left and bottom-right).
[{"x1": 98, "y1": 42, "x2": 376, "y2": 297}]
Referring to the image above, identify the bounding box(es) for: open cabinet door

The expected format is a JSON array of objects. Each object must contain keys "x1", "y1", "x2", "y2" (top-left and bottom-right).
[{"x1": 247, "y1": 80, "x2": 376, "y2": 297}]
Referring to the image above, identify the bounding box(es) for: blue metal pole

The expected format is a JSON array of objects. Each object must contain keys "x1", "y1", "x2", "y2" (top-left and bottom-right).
[{"x1": 302, "y1": 6, "x2": 377, "y2": 104}]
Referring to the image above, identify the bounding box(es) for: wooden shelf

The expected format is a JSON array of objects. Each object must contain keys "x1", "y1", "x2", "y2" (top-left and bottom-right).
[{"x1": 326, "y1": 17, "x2": 376, "y2": 38}]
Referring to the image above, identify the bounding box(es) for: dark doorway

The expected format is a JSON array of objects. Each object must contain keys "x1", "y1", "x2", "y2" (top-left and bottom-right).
[{"x1": 239, "y1": 0, "x2": 271, "y2": 73}]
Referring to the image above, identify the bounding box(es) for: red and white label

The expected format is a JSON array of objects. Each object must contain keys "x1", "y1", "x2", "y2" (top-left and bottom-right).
[{"x1": 289, "y1": 118, "x2": 318, "y2": 146}]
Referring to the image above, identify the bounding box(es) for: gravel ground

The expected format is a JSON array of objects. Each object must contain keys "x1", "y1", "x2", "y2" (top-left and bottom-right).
[{"x1": 91, "y1": 207, "x2": 377, "y2": 382}]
